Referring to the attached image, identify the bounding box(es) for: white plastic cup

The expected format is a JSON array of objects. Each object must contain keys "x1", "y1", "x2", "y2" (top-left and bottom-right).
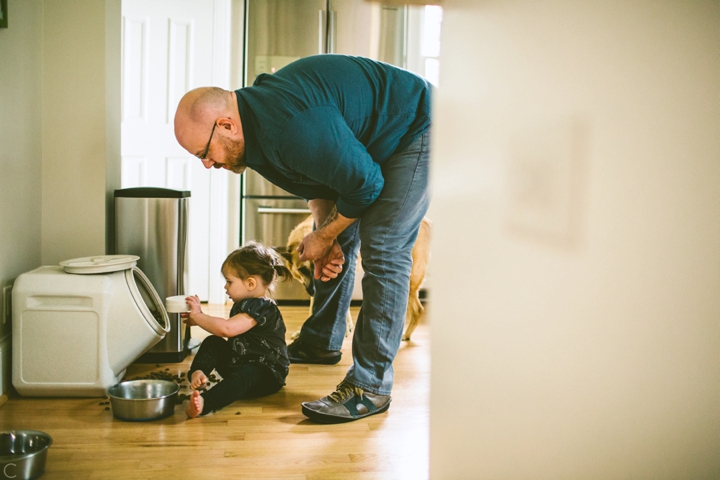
[{"x1": 165, "y1": 295, "x2": 190, "y2": 313}]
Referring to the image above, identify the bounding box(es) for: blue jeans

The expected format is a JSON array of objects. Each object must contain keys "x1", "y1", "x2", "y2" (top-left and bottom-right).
[{"x1": 299, "y1": 130, "x2": 431, "y2": 395}]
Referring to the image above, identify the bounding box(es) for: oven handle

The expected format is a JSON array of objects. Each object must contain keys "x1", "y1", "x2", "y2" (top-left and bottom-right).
[{"x1": 257, "y1": 207, "x2": 311, "y2": 215}]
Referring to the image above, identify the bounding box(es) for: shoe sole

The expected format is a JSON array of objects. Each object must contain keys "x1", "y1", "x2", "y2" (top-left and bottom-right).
[
  {"x1": 288, "y1": 353, "x2": 342, "y2": 365},
  {"x1": 301, "y1": 401, "x2": 391, "y2": 424}
]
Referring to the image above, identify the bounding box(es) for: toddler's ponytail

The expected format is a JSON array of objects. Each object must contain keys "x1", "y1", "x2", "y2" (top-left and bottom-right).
[{"x1": 222, "y1": 241, "x2": 292, "y2": 289}]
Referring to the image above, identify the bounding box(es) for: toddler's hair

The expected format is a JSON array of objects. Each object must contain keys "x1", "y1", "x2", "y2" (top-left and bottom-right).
[{"x1": 222, "y1": 241, "x2": 291, "y2": 288}]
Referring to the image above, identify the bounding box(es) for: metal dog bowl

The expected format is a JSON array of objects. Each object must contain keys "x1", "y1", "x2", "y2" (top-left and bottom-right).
[
  {"x1": 0, "y1": 430, "x2": 53, "y2": 480},
  {"x1": 107, "y1": 379, "x2": 179, "y2": 421}
]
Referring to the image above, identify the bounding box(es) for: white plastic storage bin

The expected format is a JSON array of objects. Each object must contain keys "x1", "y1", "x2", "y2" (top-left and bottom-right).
[{"x1": 12, "y1": 262, "x2": 169, "y2": 397}]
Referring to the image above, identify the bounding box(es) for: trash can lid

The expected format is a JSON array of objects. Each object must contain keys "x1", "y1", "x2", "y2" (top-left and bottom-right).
[
  {"x1": 114, "y1": 187, "x2": 190, "y2": 198},
  {"x1": 60, "y1": 255, "x2": 140, "y2": 274}
]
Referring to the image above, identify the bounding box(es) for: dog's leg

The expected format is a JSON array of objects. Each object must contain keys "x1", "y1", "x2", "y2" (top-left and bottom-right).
[
  {"x1": 291, "y1": 296, "x2": 315, "y2": 341},
  {"x1": 402, "y1": 217, "x2": 431, "y2": 341},
  {"x1": 402, "y1": 292, "x2": 424, "y2": 341},
  {"x1": 293, "y1": 297, "x2": 353, "y2": 339},
  {"x1": 345, "y1": 308, "x2": 354, "y2": 337}
]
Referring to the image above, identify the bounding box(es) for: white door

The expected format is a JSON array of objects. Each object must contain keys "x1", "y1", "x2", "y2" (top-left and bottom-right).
[{"x1": 121, "y1": 0, "x2": 233, "y2": 303}]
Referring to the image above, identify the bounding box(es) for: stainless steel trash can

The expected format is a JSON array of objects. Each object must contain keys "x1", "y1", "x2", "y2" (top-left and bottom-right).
[{"x1": 114, "y1": 187, "x2": 193, "y2": 363}]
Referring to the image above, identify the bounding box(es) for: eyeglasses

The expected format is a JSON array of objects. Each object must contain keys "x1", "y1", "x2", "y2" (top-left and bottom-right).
[{"x1": 197, "y1": 122, "x2": 217, "y2": 160}]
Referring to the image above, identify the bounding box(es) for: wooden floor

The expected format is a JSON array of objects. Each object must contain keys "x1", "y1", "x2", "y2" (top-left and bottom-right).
[{"x1": 0, "y1": 305, "x2": 430, "y2": 479}]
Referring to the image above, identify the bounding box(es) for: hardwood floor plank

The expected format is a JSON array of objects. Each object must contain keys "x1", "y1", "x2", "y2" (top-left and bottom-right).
[
  {"x1": 87, "y1": 468, "x2": 306, "y2": 480},
  {"x1": 224, "y1": 419, "x2": 371, "y2": 432},
  {"x1": 1, "y1": 306, "x2": 429, "y2": 479}
]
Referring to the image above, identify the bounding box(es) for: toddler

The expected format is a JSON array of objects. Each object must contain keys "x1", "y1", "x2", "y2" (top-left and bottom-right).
[{"x1": 182, "y1": 241, "x2": 291, "y2": 418}]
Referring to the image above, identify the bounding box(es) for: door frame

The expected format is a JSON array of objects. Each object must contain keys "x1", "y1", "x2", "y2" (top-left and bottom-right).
[{"x1": 207, "y1": 0, "x2": 238, "y2": 304}]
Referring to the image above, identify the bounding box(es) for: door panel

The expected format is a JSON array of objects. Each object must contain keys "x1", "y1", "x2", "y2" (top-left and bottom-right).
[
  {"x1": 245, "y1": 0, "x2": 326, "y2": 85},
  {"x1": 245, "y1": 198, "x2": 312, "y2": 300},
  {"x1": 330, "y1": 0, "x2": 407, "y2": 67},
  {"x1": 244, "y1": 169, "x2": 298, "y2": 197},
  {"x1": 241, "y1": 0, "x2": 412, "y2": 302},
  {"x1": 245, "y1": 198, "x2": 311, "y2": 247}
]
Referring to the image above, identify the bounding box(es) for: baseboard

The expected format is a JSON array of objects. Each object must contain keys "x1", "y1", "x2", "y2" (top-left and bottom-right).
[
  {"x1": 0, "y1": 333, "x2": 10, "y2": 397},
  {"x1": 275, "y1": 299, "x2": 311, "y2": 307},
  {"x1": 275, "y1": 288, "x2": 429, "y2": 308}
]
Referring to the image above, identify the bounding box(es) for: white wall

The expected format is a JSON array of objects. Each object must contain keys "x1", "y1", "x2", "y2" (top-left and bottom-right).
[
  {"x1": 41, "y1": 0, "x2": 121, "y2": 265},
  {"x1": 430, "y1": 1, "x2": 720, "y2": 478},
  {"x1": 0, "y1": 0, "x2": 44, "y2": 395},
  {"x1": 0, "y1": 0, "x2": 121, "y2": 396}
]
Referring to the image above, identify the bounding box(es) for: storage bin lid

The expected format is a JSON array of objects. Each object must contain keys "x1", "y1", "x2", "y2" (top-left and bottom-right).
[
  {"x1": 60, "y1": 255, "x2": 140, "y2": 274},
  {"x1": 126, "y1": 267, "x2": 171, "y2": 335}
]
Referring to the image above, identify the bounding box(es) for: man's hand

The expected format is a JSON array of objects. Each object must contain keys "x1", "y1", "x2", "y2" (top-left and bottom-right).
[
  {"x1": 314, "y1": 241, "x2": 345, "y2": 282},
  {"x1": 297, "y1": 229, "x2": 333, "y2": 262},
  {"x1": 301, "y1": 200, "x2": 357, "y2": 282},
  {"x1": 298, "y1": 232, "x2": 345, "y2": 282}
]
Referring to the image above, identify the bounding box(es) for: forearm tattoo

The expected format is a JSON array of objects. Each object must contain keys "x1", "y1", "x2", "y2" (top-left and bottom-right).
[{"x1": 321, "y1": 205, "x2": 339, "y2": 229}]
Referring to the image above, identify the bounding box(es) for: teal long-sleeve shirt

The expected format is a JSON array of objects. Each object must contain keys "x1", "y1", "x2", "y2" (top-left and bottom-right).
[{"x1": 235, "y1": 54, "x2": 432, "y2": 219}]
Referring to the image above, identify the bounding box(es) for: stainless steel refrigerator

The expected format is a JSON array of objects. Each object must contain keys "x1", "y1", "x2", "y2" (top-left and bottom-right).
[{"x1": 241, "y1": 0, "x2": 410, "y2": 301}]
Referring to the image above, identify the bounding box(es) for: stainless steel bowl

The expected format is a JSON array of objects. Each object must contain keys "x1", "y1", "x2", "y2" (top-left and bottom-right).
[
  {"x1": 0, "y1": 430, "x2": 53, "y2": 480},
  {"x1": 107, "y1": 379, "x2": 179, "y2": 421}
]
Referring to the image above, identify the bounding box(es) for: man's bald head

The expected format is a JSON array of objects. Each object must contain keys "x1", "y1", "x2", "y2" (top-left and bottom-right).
[
  {"x1": 174, "y1": 87, "x2": 233, "y2": 140},
  {"x1": 173, "y1": 87, "x2": 247, "y2": 173}
]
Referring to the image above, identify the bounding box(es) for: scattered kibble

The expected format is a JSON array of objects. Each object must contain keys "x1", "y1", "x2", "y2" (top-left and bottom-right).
[
  {"x1": 235, "y1": 412, "x2": 241, "y2": 415},
  {"x1": 127, "y1": 370, "x2": 183, "y2": 383},
  {"x1": 124, "y1": 368, "x2": 223, "y2": 405},
  {"x1": 104, "y1": 407, "x2": 110, "y2": 411}
]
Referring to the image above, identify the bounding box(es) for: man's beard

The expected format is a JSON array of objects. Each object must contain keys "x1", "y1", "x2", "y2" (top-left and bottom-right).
[{"x1": 218, "y1": 135, "x2": 247, "y2": 174}]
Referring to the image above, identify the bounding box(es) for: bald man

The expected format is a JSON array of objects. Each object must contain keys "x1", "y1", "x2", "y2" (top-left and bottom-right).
[{"x1": 174, "y1": 54, "x2": 431, "y2": 423}]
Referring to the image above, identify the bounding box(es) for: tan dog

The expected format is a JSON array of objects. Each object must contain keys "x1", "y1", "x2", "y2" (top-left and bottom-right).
[{"x1": 280, "y1": 215, "x2": 431, "y2": 341}]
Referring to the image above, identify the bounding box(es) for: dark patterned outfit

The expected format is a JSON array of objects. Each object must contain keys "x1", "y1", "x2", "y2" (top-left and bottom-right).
[{"x1": 188, "y1": 297, "x2": 289, "y2": 415}]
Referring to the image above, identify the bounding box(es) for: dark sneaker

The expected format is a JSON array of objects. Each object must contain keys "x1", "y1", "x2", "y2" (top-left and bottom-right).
[
  {"x1": 301, "y1": 381, "x2": 391, "y2": 423},
  {"x1": 287, "y1": 337, "x2": 342, "y2": 365}
]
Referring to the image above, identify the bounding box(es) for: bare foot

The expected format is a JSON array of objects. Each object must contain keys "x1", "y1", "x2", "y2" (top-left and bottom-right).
[
  {"x1": 186, "y1": 390, "x2": 204, "y2": 418},
  {"x1": 190, "y1": 370, "x2": 207, "y2": 390}
]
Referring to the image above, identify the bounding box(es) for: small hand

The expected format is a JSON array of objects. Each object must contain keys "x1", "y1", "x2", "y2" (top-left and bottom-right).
[{"x1": 181, "y1": 295, "x2": 202, "y2": 326}]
